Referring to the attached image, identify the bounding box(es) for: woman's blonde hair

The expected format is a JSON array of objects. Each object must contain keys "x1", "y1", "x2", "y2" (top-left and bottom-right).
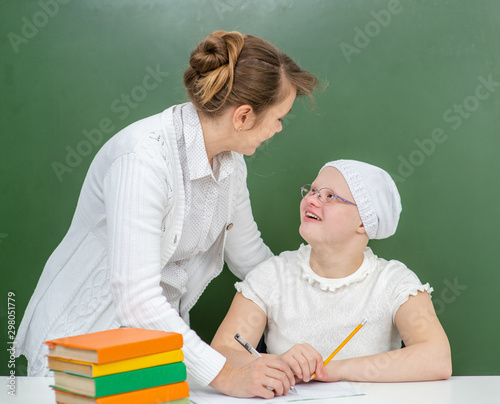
[{"x1": 184, "y1": 30, "x2": 318, "y2": 116}]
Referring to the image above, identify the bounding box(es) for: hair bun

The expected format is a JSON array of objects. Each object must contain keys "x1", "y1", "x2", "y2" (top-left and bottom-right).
[
  {"x1": 184, "y1": 30, "x2": 318, "y2": 115},
  {"x1": 190, "y1": 35, "x2": 229, "y2": 75},
  {"x1": 189, "y1": 31, "x2": 244, "y2": 75},
  {"x1": 184, "y1": 31, "x2": 245, "y2": 112}
]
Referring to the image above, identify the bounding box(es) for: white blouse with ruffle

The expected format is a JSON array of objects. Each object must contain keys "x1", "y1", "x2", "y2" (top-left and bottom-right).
[{"x1": 236, "y1": 244, "x2": 432, "y2": 360}]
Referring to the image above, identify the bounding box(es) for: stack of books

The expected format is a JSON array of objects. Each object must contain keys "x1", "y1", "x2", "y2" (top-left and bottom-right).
[{"x1": 45, "y1": 328, "x2": 189, "y2": 404}]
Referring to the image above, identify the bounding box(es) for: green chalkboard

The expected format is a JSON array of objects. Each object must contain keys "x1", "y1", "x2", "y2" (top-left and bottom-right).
[{"x1": 1, "y1": 0, "x2": 499, "y2": 377}]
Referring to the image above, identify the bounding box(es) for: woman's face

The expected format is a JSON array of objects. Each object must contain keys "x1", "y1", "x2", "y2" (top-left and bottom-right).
[
  {"x1": 237, "y1": 87, "x2": 297, "y2": 156},
  {"x1": 299, "y1": 167, "x2": 363, "y2": 247}
]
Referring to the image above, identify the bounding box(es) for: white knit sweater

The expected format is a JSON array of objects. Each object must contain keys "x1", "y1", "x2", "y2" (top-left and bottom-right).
[{"x1": 15, "y1": 104, "x2": 273, "y2": 385}]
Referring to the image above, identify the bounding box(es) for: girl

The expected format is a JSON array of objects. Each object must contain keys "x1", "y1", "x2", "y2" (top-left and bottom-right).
[{"x1": 212, "y1": 159, "x2": 452, "y2": 385}]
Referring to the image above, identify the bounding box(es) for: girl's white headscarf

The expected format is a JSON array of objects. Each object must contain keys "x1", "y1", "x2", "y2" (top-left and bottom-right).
[{"x1": 321, "y1": 160, "x2": 402, "y2": 239}]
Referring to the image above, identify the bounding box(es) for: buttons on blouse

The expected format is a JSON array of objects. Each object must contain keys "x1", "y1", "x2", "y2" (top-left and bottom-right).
[{"x1": 226, "y1": 223, "x2": 233, "y2": 231}]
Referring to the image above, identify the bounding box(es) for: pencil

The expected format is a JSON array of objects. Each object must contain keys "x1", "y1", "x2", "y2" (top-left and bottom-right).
[
  {"x1": 323, "y1": 319, "x2": 367, "y2": 367},
  {"x1": 313, "y1": 319, "x2": 367, "y2": 378}
]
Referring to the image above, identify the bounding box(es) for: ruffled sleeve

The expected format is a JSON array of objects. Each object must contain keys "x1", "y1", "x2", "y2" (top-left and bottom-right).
[
  {"x1": 234, "y1": 256, "x2": 282, "y2": 316},
  {"x1": 386, "y1": 262, "x2": 434, "y2": 323}
]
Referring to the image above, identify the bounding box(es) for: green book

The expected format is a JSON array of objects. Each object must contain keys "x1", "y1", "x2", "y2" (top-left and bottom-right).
[{"x1": 52, "y1": 362, "x2": 186, "y2": 398}]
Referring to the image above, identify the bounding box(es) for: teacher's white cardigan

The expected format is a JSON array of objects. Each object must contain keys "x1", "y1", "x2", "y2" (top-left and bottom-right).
[{"x1": 16, "y1": 105, "x2": 273, "y2": 385}]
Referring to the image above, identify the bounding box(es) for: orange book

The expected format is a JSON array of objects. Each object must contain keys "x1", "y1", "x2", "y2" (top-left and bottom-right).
[
  {"x1": 45, "y1": 328, "x2": 183, "y2": 364},
  {"x1": 53, "y1": 381, "x2": 189, "y2": 404}
]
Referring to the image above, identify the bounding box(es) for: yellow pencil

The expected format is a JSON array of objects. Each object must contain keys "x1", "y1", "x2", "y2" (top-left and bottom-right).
[
  {"x1": 323, "y1": 319, "x2": 367, "y2": 367},
  {"x1": 313, "y1": 319, "x2": 367, "y2": 378}
]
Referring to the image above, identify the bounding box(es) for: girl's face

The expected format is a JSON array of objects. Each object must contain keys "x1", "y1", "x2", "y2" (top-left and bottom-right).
[
  {"x1": 237, "y1": 87, "x2": 296, "y2": 156},
  {"x1": 299, "y1": 167, "x2": 363, "y2": 247}
]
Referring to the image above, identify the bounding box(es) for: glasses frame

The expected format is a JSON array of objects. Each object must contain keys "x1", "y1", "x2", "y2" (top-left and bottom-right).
[{"x1": 301, "y1": 184, "x2": 357, "y2": 206}]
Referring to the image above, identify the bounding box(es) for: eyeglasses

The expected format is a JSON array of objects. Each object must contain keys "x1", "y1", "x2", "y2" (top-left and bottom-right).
[{"x1": 300, "y1": 184, "x2": 357, "y2": 206}]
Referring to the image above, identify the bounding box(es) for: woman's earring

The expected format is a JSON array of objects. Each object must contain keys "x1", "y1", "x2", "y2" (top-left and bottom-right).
[{"x1": 236, "y1": 127, "x2": 242, "y2": 133}]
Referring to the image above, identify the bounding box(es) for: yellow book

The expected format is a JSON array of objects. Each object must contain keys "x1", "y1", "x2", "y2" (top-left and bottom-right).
[{"x1": 48, "y1": 350, "x2": 184, "y2": 377}]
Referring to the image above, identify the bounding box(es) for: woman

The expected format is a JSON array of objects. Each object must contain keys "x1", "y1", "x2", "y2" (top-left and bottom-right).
[
  {"x1": 211, "y1": 159, "x2": 452, "y2": 383},
  {"x1": 15, "y1": 30, "x2": 318, "y2": 398}
]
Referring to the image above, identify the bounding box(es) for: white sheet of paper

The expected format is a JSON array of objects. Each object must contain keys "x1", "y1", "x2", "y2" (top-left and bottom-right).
[{"x1": 188, "y1": 381, "x2": 366, "y2": 403}]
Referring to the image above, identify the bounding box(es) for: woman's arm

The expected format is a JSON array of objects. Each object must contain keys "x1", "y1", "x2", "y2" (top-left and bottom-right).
[
  {"x1": 317, "y1": 291, "x2": 452, "y2": 382},
  {"x1": 224, "y1": 162, "x2": 273, "y2": 280},
  {"x1": 104, "y1": 153, "x2": 232, "y2": 385},
  {"x1": 104, "y1": 153, "x2": 297, "y2": 398}
]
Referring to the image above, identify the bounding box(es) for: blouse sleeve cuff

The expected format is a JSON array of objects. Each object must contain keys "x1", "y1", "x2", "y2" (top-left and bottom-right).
[
  {"x1": 392, "y1": 282, "x2": 434, "y2": 323},
  {"x1": 235, "y1": 281, "x2": 268, "y2": 315}
]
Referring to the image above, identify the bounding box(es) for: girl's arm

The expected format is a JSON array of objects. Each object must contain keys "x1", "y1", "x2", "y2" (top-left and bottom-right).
[
  {"x1": 317, "y1": 291, "x2": 452, "y2": 382},
  {"x1": 210, "y1": 292, "x2": 295, "y2": 397},
  {"x1": 211, "y1": 292, "x2": 271, "y2": 367},
  {"x1": 211, "y1": 292, "x2": 326, "y2": 383}
]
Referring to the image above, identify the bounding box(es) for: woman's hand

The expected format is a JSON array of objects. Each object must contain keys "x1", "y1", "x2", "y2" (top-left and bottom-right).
[
  {"x1": 209, "y1": 359, "x2": 296, "y2": 398},
  {"x1": 270, "y1": 343, "x2": 327, "y2": 382}
]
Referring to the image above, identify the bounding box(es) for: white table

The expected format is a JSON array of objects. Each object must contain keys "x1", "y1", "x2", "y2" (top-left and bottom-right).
[{"x1": 3, "y1": 376, "x2": 499, "y2": 403}]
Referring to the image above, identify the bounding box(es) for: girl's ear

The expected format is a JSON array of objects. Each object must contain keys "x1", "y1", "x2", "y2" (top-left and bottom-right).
[{"x1": 356, "y1": 222, "x2": 366, "y2": 235}]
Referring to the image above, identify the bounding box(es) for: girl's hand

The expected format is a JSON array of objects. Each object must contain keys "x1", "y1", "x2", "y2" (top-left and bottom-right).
[{"x1": 272, "y1": 343, "x2": 327, "y2": 382}]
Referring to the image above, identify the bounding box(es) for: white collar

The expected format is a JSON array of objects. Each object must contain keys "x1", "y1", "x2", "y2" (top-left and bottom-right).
[
  {"x1": 298, "y1": 244, "x2": 378, "y2": 291},
  {"x1": 181, "y1": 103, "x2": 234, "y2": 182}
]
